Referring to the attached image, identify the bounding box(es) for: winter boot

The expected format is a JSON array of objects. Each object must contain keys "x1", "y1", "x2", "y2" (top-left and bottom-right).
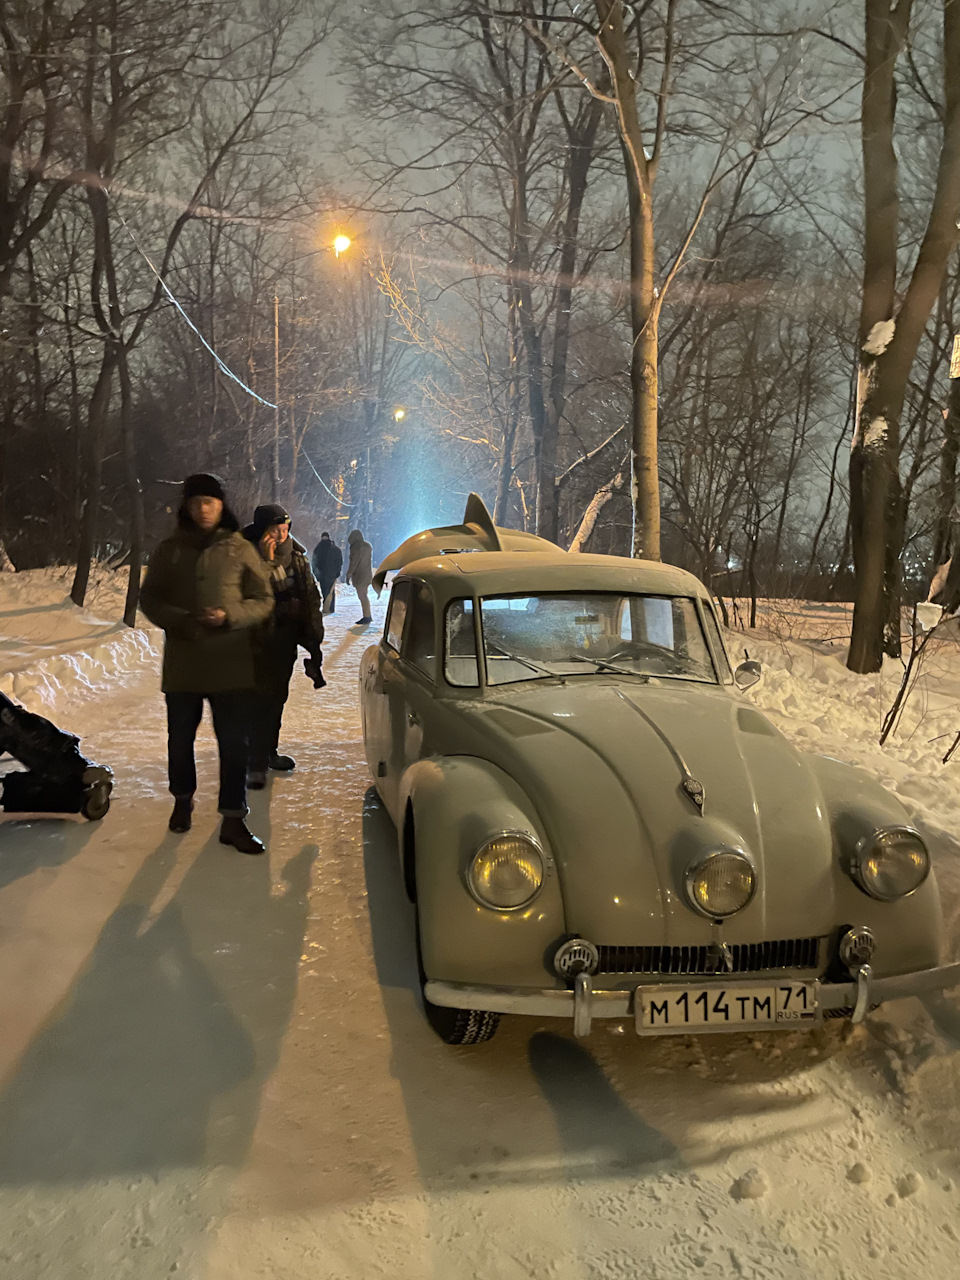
[
  {"x1": 219, "y1": 816, "x2": 265, "y2": 855},
  {"x1": 168, "y1": 796, "x2": 194, "y2": 833},
  {"x1": 247, "y1": 770, "x2": 267, "y2": 790},
  {"x1": 269, "y1": 752, "x2": 296, "y2": 771}
]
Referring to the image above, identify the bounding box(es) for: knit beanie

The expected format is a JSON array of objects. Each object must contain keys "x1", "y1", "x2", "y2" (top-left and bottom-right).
[
  {"x1": 252, "y1": 503, "x2": 292, "y2": 536},
  {"x1": 182, "y1": 473, "x2": 226, "y2": 501}
]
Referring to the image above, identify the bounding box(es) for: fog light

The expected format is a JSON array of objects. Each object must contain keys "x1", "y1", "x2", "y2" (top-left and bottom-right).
[
  {"x1": 839, "y1": 925, "x2": 876, "y2": 973},
  {"x1": 554, "y1": 938, "x2": 599, "y2": 978}
]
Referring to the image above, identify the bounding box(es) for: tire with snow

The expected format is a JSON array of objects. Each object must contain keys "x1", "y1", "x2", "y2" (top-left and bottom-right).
[
  {"x1": 423, "y1": 994, "x2": 500, "y2": 1045},
  {"x1": 415, "y1": 906, "x2": 500, "y2": 1045},
  {"x1": 81, "y1": 781, "x2": 111, "y2": 821}
]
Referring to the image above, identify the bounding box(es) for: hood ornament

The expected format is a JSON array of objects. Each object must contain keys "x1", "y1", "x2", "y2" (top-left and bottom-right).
[
  {"x1": 615, "y1": 692, "x2": 707, "y2": 815},
  {"x1": 682, "y1": 776, "x2": 705, "y2": 812}
]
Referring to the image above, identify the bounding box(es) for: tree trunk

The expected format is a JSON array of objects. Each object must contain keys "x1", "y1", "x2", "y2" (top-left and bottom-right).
[
  {"x1": 569, "y1": 468, "x2": 625, "y2": 552},
  {"x1": 849, "y1": 0, "x2": 960, "y2": 671},
  {"x1": 118, "y1": 347, "x2": 143, "y2": 628},
  {"x1": 537, "y1": 95, "x2": 605, "y2": 544},
  {"x1": 596, "y1": 0, "x2": 661, "y2": 560},
  {"x1": 627, "y1": 167, "x2": 660, "y2": 560},
  {"x1": 933, "y1": 374, "x2": 960, "y2": 567},
  {"x1": 494, "y1": 392, "x2": 520, "y2": 525},
  {"x1": 70, "y1": 347, "x2": 116, "y2": 607}
]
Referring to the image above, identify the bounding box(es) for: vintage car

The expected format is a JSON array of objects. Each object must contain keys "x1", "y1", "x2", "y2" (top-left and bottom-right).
[{"x1": 360, "y1": 495, "x2": 960, "y2": 1044}]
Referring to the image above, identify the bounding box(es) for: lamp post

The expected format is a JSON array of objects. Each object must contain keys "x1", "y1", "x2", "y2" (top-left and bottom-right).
[{"x1": 270, "y1": 234, "x2": 351, "y2": 503}]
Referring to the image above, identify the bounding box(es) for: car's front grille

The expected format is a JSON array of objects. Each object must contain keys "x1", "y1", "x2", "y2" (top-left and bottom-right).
[{"x1": 595, "y1": 936, "x2": 822, "y2": 976}]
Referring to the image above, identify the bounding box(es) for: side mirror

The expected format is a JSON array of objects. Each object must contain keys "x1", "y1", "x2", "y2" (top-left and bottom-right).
[{"x1": 734, "y1": 659, "x2": 762, "y2": 691}]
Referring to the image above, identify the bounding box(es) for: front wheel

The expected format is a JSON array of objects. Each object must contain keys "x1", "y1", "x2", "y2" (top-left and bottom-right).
[
  {"x1": 81, "y1": 781, "x2": 111, "y2": 820},
  {"x1": 423, "y1": 994, "x2": 500, "y2": 1046},
  {"x1": 415, "y1": 905, "x2": 500, "y2": 1045}
]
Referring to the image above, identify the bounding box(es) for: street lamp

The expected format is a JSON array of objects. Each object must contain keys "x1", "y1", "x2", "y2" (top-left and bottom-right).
[
  {"x1": 393, "y1": 407, "x2": 406, "y2": 422},
  {"x1": 272, "y1": 235, "x2": 350, "y2": 501}
]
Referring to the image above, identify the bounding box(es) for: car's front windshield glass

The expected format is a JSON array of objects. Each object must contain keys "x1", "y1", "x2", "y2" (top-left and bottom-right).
[{"x1": 479, "y1": 593, "x2": 720, "y2": 686}]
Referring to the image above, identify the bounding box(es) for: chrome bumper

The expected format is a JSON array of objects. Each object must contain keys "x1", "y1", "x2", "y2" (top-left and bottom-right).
[{"x1": 425, "y1": 960, "x2": 960, "y2": 1037}]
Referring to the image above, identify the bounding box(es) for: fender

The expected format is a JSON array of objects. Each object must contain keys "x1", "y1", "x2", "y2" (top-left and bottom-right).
[
  {"x1": 809, "y1": 755, "x2": 943, "y2": 975},
  {"x1": 399, "y1": 756, "x2": 568, "y2": 988}
]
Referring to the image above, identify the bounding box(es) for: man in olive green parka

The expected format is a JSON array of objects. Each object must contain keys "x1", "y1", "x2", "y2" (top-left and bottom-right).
[{"x1": 140, "y1": 473, "x2": 273, "y2": 853}]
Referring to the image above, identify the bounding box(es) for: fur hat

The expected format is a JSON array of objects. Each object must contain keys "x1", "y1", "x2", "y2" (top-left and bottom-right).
[{"x1": 182, "y1": 472, "x2": 226, "y2": 501}]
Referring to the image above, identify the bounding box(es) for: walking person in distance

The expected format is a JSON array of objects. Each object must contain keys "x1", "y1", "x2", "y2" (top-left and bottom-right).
[
  {"x1": 244, "y1": 503, "x2": 326, "y2": 789},
  {"x1": 345, "y1": 528, "x2": 374, "y2": 625},
  {"x1": 140, "y1": 473, "x2": 273, "y2": 854},
  {"x1": 311, "y1": 531, "x2": 343, "y2": 616}
]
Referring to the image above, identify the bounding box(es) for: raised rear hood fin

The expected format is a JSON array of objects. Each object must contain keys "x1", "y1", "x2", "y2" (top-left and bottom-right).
[{"x1": 372, "y1": 493, "x2": 563, "y2": 593}]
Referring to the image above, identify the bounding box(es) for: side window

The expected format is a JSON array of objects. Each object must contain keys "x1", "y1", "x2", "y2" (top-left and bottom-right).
[
  {"x1": 385, "y1": 581, "x2": 411, "y2": 653},
  {"x1": 404, "y1": 582, "x2": 436, "y2": 680},
  {"x1": 444, "y1": 599, "x2": 479, "y2": 687},
  {"x1": 700, "y1": 602, "x2": 733, "y2": 684}
]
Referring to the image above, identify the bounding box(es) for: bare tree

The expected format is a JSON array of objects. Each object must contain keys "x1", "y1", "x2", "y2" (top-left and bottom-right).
[
  {"x1": 66, "y1": 0, "x2": 332, "y2": 613},
  {"x1": 847, "y1": 0, "x2": 960, "y2": 672}
]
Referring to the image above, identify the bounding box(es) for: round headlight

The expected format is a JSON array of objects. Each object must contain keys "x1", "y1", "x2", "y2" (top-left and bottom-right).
[
  {"x1": 852, "y1": 826, "x2": 929, "y2": 901},
  {"x1": 684, "y1": 848, "x2": 756, "y2": 919},
  {"x1": 469, "y1": 834, "x2": 544, "y2": 910}
]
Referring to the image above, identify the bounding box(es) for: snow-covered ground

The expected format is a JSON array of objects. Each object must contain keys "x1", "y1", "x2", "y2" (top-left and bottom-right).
[{"x1": 2, "y1": 571, "x2": 960, "y2": 1280}]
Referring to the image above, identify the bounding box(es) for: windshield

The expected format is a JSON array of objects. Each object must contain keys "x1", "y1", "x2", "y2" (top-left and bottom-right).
[{"x1": 478, "y1": 593, "x2": 721, "y2": 686}]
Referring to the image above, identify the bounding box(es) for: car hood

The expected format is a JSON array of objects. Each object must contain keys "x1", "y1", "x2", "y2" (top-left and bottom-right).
[{"x1": 464, "y1": 679, "x2": 837, "y2": 946}]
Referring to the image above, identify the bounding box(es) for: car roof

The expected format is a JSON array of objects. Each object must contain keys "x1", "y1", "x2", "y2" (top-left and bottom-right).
[{"x1": 393, "y1": 551, "x2": 711, "y2": 600}]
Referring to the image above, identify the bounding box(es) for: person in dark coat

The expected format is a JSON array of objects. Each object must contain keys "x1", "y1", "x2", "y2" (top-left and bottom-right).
[
  {"x1": 311, "y1": 531, "x2": 343, "y2": 615},
  {"x1": 243, "y1": 503, "x2": 326, "y2": 788},
  {"x1": 345, "y1": 528, "x2": 374, "y2": 625},
  {"x1": 140, "y1": 473, "x2": 273, "y2": 854}
]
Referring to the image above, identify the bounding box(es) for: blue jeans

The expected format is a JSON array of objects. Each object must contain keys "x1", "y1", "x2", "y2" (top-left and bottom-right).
[{"x1": 165, "y1": 691, "x2": 251, "y2": 817}]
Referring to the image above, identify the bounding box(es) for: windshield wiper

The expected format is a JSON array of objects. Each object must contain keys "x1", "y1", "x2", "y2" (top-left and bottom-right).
[
  {"x1": 486, "y1": 639, "x2": 561, "y2": 678},
  {"x1": 568, "y1": 654, "x2": 650, "y2": 680}
]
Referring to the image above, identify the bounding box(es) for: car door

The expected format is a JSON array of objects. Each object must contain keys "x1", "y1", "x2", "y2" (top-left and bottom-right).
[
  {"x1": 395, "y1": 580, "x2": 437, "y2": 769},
  {"x1": 361, "y1": 580, "x2": 411, "y2": 817}
]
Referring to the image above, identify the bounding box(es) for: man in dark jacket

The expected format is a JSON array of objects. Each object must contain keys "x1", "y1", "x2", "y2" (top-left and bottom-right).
[
  {"x1": 140, "y1": 473, "x2": 273, "y2": 854},
  {"x1": 243, "y1": 503, "x2": 326, "y2": 788},
  {"x1": 311, "y1": 532, "x2": 343, "y2": 615}
]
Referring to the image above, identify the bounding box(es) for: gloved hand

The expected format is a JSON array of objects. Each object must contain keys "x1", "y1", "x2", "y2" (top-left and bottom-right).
[{"x1": 303, "y1": 657, "x2": 326, "y2": 689}]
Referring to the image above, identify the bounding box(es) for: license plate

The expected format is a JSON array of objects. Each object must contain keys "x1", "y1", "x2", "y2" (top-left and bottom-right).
[{"x1": 635, "y1": 981, "x2": 818, "y2": 1035}]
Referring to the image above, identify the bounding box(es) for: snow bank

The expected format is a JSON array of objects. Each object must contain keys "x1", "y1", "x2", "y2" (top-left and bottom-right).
[
  {"x1": 0, "y1": 566, "x2": 158, "y2": 714},
  {"x1": 736, "y1": 608, "x2": 960, "y2": 833}
]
